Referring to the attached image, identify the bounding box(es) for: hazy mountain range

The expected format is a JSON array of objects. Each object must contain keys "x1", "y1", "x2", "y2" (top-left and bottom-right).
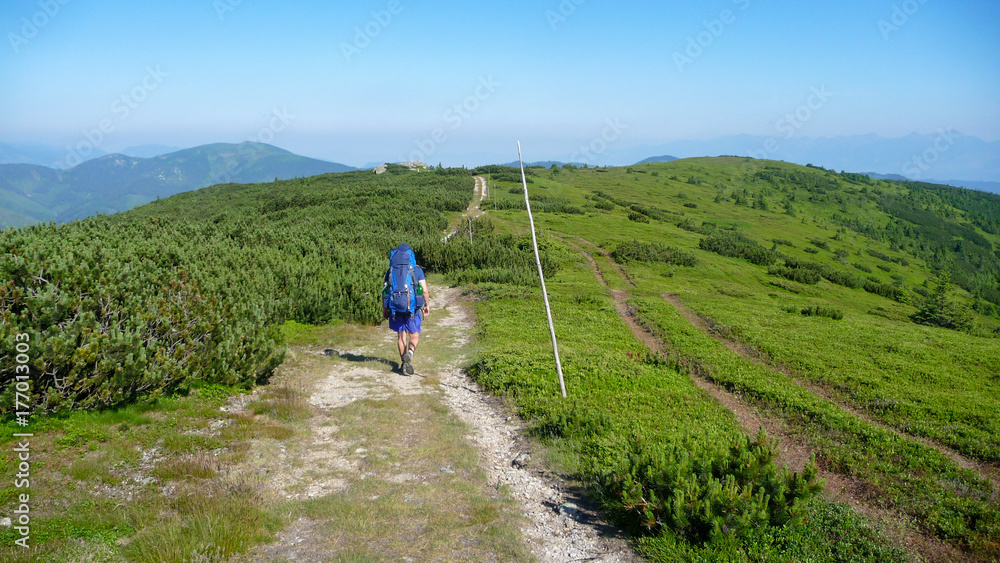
[
  {"x1": 600, "y1": 132, "x2": 1000, "y2": 185},
  {"x1": 0, "y1": 142, "x2": 184, "y2": 166},
  {"x1": 635, "y1": 155, "x2": 679, "y2": 165},
  {"x1": 0, "y1": 142, "x2": 355, "y2": 228},
  {"x1": 2, "y1": 132, "x2": 998, "y2": 229}
]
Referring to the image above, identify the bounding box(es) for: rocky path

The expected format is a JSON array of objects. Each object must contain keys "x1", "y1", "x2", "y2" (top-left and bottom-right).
[
  {"x1": 433, "y1": 285, "x2": 639, "y2": 563},
  {"x1": 239, "y1": 282, "x2": 638, "y2": 562}
]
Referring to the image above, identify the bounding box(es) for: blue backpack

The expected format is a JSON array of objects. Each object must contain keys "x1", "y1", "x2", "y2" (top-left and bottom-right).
[{"x1": 384, "y1": 244, "x2": 423, "y2": 317}]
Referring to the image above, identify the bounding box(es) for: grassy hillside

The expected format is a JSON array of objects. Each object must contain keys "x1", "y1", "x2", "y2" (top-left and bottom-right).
[
  {"x1": 2, "y1": 158, "x2": 998, "y2": 560},
  {"x1": 0, "y1": 167, "x2": 486, "y2": 414},
  {"x1": 472, "y1": 158, "x2": 999, "y2": 559}
]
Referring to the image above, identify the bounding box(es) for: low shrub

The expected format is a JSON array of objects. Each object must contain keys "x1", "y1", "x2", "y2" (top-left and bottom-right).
[
  {"x1": 809, "y1": 239, "x2": 830, "y2": 251},
  {"x1": 678, "y1": 219, "x2": 716, "y2": 235},
  {"x1": 699, "y1": 232, "x2": 776, "y2": 266},
  {"x1": 800, "y1": 306, "x2": 844, "y2": 320},
  {"x1": 612, "y1": 241, "x2": 699, "y2": 267},
  {"x1": 769, "y1": 264, "x2": 821, "y2": 285},
  {"x1": 599, "y1": 429, "x2": 822, "y2": 543},
  {"x1": 864, "y1": 280, "x2": 908, "y2": 302}
]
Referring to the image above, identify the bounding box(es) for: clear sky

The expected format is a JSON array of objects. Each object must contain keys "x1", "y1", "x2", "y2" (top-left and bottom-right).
[{"x1": 1, "y1": 0, "x2": 998, "y2": 167}]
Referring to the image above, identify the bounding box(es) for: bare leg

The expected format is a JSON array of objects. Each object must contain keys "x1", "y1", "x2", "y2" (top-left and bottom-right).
[
  {"x1": 408, "y1": 332, "x2": 420, "y2": 352},
  {"x1": 397, "y1": 331, "x2": 407, "y2": 358}
]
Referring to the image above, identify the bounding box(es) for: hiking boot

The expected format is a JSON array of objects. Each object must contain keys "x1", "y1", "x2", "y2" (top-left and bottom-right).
[{"x1": 401, "y1": 349, "x2": 415, "y2": 375}]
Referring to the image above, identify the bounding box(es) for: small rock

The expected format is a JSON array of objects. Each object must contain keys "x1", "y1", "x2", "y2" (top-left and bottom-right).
[
  {"x1": 558, "y1": 502, "x2": 583, "y2": 520},
  {"x1": 0, "y1": 517, "x2": 10, "y2": 527},
  {"x1": 512, "y1": 453, "x2": 531, "y2": 468}
]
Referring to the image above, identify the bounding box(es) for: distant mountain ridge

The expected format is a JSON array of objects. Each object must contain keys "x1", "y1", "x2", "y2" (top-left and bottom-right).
[
  {"x1": 120, "y1": 144, "x2": 182, "y2": 158},
  {"x1": 861, "y1": 172, "x2": 1000, "y2": 194},
  {"x1": 938, "y1": 179, "x2": 1000, "y2": 195},
  {"x1": 608, "y1": 133, "x2": 999, "y2": 183},
  {"x1": 0, "y1": 142, "x2": 355, "y2": 228},
  {"x1": 500, "y1": 160, "x2": 588, "y2": 168},
  {"x1": 862, "y1": 172, "x2": 910, "y2": 182},
  {"x1": 0, "y1": 142, "x2": 109, "y2": 167},
  {"x1": 635, "y1": 155, "x2": 679, "y2": 164}
]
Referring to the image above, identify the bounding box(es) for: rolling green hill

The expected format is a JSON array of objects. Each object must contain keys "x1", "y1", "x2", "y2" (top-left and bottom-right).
[
  {"x1": 0, "y1": 142, "x2": 355, "y2": 228},
  {"x1": 2, "y1": 158, "x2": 998, "y2": 561},
  {"x1": 474, "y1": 157, "x2": 1000, "y2": 559}
]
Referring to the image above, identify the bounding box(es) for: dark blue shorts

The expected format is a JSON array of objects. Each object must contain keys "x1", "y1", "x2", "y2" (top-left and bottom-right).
[{"x1": 389, "y1": 311, "x2": 422, "y2": 333}]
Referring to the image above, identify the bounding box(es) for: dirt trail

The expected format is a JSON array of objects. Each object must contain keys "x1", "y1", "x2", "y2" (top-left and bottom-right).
[
  {"x1": 432, "y1": 285, "x2": 640, "y2": 563},
  {"x1": 573, "y1": 243, "x2": 973, "y2": 563},
  {"x1": 444, "y1": 176, "x2": 488, "y2": 242},
  {"x1": 240, "y1": 282, "x2": 637, "y2": 562}
]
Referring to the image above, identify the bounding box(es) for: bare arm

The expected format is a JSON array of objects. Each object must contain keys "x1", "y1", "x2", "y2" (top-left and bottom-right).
[{"x1": 419, "y1": 279, "x2": 430, "y2": 315}]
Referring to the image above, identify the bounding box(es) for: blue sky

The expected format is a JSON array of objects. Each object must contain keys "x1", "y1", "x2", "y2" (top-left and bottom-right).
[{"x1": 1, "y1": 0, "x2": 998, "y2": 167}]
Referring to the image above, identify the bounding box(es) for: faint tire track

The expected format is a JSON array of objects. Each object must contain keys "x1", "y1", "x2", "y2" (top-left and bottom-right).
[
  {"x1": 661, "y1": 292, "x2": 1000, "y2": 500},
  {"x1": 573, "y1": 241, "x2": 973, "y2": 563}
]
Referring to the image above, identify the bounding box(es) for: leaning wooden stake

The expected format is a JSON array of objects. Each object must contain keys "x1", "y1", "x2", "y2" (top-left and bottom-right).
[{"x1": 517, "y1": 141, "x2": 567, "y2": 398}]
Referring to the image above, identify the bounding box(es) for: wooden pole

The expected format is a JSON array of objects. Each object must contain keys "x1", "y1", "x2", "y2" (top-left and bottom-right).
[{"x1": 517, "y1": 142, "x2": 567, "y2": 398}]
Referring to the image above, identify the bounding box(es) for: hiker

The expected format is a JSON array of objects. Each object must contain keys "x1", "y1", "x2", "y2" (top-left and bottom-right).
[{"x1": 382, "y1": 243, "x2": 430, "y2": 375}]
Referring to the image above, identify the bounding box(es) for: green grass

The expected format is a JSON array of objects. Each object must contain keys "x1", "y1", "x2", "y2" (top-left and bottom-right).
[
  {"x1": 0, "y1": 386, "x2": 291, "y2": 562},
  {"x1": 489, "y1": 160, "x2": 1000, "y2": 465},
  {"x1": 631, "y1": 296, "x2": 997, "y2": 552},
  {"x1": 469, "y1": 159, "x2": 1000, "y2": 559},
  {"x1": 122, "y1": 475, "x2": 281, "y2": 562},
  {"x1": 462, "y1": 248, "x2": 908, "y2": 560},
  {"x1": 249, "y1": 382, "x2": 311, "y2": 422},
  {"x1": 7, "y1": 158, "x2": 998, "y2": 561}
]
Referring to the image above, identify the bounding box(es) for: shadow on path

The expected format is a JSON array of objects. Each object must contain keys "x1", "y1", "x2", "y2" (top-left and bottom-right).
[{"x1": 323, "y1": 348, "x2": 397, "y2": 370}]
